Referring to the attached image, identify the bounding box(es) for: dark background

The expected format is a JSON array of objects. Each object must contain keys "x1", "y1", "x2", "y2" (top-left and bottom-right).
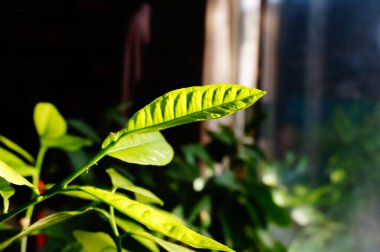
[{"x1": 0, "y1": 0, "x2": 206, "y2": 153}]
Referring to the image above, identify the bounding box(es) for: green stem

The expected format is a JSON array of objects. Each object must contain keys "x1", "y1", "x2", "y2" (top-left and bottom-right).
[
  {"x1": 109, "y1": 187, "x2": 122, "y2": 252},
  {"x1": 0, "y1": 142, "x2": 115, "y2": 224},
  {"x1": 20, "y1": 146, "x2": 47, "y2": 252}
]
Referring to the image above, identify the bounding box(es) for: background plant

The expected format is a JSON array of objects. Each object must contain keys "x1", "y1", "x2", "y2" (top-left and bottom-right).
[{"x1": 0, "y1": 84, "x2": 265, "y2": 252}]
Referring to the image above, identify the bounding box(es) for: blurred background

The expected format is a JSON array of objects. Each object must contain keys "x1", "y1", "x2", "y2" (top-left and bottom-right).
[{"x1": 1, "y1": 0, "x2": 380, "y2": 251}]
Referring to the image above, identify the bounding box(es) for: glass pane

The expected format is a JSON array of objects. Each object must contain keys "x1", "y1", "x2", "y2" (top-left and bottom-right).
[{"x1": 261, "y1": 1, "x2": 380, "y2": 251}]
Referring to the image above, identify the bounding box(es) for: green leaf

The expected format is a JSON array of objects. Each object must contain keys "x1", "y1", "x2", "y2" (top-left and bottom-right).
[
  {"x1": 150, "y1": 236, "x2": 196, "y2": 252},
  {"x1": 102, "y1": 84, "x2": 266, "y2": 147},
  {"x1": 34, "y1": 102, "x2": 67, "y2": 139},
  {"x1": 106, "y1": 168, "x2": 163, "y2": 205},
  {"x1": 68, "y1": 119, "x2": 102, "y2": 144},
  {"x1": 0, "y1": 177, "x2": 15, "y2": 213},
  {"x1": 0, "y1": 135, "x2": 34, "y2": 163},
  {"x1": 61, "y1": 187, "x2": 99, "y2": 201},
  {"x1": 116, "y1": 218, "x2": 160, "y2": 252},
  {"x1": 73, "y1": 230, "x2": 128, "y2": 252},
  {"x1": 105, "y1": 132, "x2": 174, "y2": 166},
  {"x1": 251, "y1": 185, "x2": 291, "y2": 227},
  {"x1": 0, "y1": 208, "x2": 94, "y2": 250},
  {"x1": 0, "y1": 147, "x2": 36, "y2": 177},
  {"x1": 79, "y1": 186, "x2": 235, "y2": 252},
  {"x1": 41, "y1": 134, "x2": 92, "y2": 151},
  {"x1": 116, "y1": 217, "x2": 195, "y2": 252},
  {"x1": 0, "y1": 160, "x2": 38, "y2": 194}
]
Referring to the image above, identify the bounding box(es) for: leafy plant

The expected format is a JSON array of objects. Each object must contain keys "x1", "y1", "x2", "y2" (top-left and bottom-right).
[
  {"x1": 143, "y1": 123, "x2": 291, "y2": 252},
  {"x1": 0, "y1": 84, "x2": 265, "y2": 251}
]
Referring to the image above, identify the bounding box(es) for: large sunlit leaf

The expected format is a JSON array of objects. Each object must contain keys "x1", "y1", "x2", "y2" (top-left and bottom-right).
[
  {"x1": 73, "y1": 230, "x2": 128, "y2": 252},
  {"x1": 106, "y1": 168, "x2": 163, "y2": 205},
  {"x1": 0, "y1": 177, "x2": 15, "y2": 213},
  {"x1": 0, "y1": 208, "x2": 94, "y2": 250},
  {"x1": 105, "y1": 132, "x2": 174, "y2": 166},
  {"x1": 79, "y1": 186, "x2": 235, "y2": 252},
  {"x1": 102, "y1": 84, "x2": 266, "y2": 147},
  {"x1": 0, "y1": 147, "x2": 36, "y2": 177},
  {"x1": 34, "y1": 102, "x2": 67, "y2": 139},
  {"x1": 41, "y1": 134, "x2": 92, "y2": 151},
  {"x1": 0, "y1": 135, "x2": 34, "y2": 163},
  {"x1": 0, "y1": 160, "x2": 38, "y2": 194}
]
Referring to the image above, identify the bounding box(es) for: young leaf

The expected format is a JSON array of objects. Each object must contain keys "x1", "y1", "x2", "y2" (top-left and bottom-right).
[
  {"x1": 34, "y1": 102, "x2": 67, "y2": 139},
  {"x1": 105, "y1": 132, "x2": 174, "y2": 166},
  {"x1": 73, "y1": 230, "x2": 128, "y2": 252},
  {"x1": 0, "y1": 177, "x2": 15, "y2": 213},
  {"x1": 79, "y1": 186, "x2": 235, "y2": 252},
  {"x1": 41, "y1": 134, "x2": 92, "y2": 151},
  {"x1": 0, "y1": 208, "x2": 94, "y2": 250},
  {"x1": 0, "y1": 161, "x2": 38, "y2": 194},
  {"x1": 0, "y1": 147, "x2": 36, "y2": 177},
  {"x1": 106, "y1": 168, "x2": 163, "y2": 205},
  {"x1": 102, "y1": 84, "x2": 266, "y2": 147},
  {"x1": 0, "y1": 135, "x2": 34, "y2": 163}
]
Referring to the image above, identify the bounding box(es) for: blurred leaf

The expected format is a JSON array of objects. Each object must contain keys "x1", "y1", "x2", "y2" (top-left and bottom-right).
[
  {"x1": 0, "y1": 147, "x2": 36, "y2": 177},
  {"x1": 102, "y1": 84, "x2": 266, "y2": 147},
  {"x1": 0, "y1": 135, "x2": 34, "y2": 163},
  {"x1": 0, "y1": 208, "x2": 94, "y2": 250},
  {"x1": 106, "y1": 168, "x2": 163, "y2": 205},
  {"x1": 0, "y1": 177, "x2": 15, "y2": 213},
  {"x1": 78, "y1": 186, "x2": 235, "y2": 251},
  {"x1": 251, "y1": 186, "x2": 291, "y2": 227},
  {"x1": 73, "y1": 230, "x2": 128, "y2": 252},
  {"x1": 34, "y1": 102, "x2": 67, "y2": 139},
  {"x1": 182, "y1": 144, "x2": 213, "y2": 167},
  {"x1": 207, "y1": 125, "x2": 236, "y2": 146},
  {"x1": 188, "y1": 196, "x2": 211, "y2": 224},
  {"x1": 68, "y1": 119, "x2": 102, "y2": 144},
  {"x1": 41, "y1": 134, "x2": 92, "y2": 151},
  {"x1": 213, "y1": 171, "x2": 244, "y2": 192},
  {"x1": 105, "y1": 132, "x2": 174, "y2": 166},
  {"x1": 0, "y1": 160, "x2": 38, "y2": 194}
]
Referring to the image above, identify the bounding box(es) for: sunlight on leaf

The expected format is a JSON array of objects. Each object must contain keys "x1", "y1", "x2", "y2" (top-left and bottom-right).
[
  {"x1": 102, "y1": 84, "x2": 266, "y2": 147},
  {"x1": 0, "y1": 135, "x2": 34, "y2": 163},
  {"x1": 117, "y1": 217, "x2": 195, "y2": 252},
  {"x1": 34, "y1": 102, "x2": 67, "y2": 139},
  {"x1": 0, "y1": 161, "x2": 38, "y2": 194},
  {"x1": 106, "y1": 168, "x2": 163, "y2": 205},
  {"x1": 0, "y1": 177, "x2": 15, "y2": 213},
  {"x1": 79, "y1": 186, "x2": 235, "y2": 252},
  {"x1": 73, "y1": 230, "x2": 128, "y2": 252},
  {"x1": 105, "y1": 132, "x2": 173, "y2": 166},
  {"x1": 0, "y1": 147, "x2": 36, "y2": 177}
]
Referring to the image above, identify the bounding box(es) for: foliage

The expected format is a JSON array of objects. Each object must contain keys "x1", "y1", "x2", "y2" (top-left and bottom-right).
[
  {"x1": 134, "y1": 119, "x2": 291, "y2": 251},
  {"x1": 0, "y1": 84, "x2": 265, "y2": 251}
]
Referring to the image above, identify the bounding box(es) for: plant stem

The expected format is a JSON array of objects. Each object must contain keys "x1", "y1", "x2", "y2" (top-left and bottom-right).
[
  {"x1": 20, "y1": 146, "x2": 47, "y2": 252},
  {"x1": 109, "y1": 187, "x2": 122, "y2": 252},
  {"x1": 0, "y1": 142, "x2": 115, "y2": 224}
]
